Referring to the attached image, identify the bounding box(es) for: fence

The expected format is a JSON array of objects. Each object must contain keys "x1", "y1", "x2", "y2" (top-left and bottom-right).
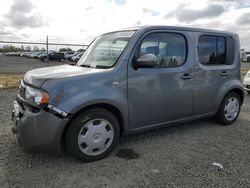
[{"x1": 0, "y1": 36, "x2": 89, "y2": 66}]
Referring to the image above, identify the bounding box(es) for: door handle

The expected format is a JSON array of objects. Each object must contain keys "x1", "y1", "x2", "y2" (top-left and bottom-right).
[
  {"x1": 220, "y1": 71, "x2": 229, "y2": 77},
  {"x1": 181, "y1": 73, "x2": 192, "y2": 80}
]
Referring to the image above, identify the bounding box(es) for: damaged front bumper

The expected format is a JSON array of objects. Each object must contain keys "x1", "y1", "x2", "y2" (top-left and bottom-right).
[{"x1": 11, "y1": 95, "x2": 70, "y2": 154}]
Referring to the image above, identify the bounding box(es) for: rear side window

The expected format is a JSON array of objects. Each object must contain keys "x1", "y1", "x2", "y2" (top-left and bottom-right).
[
  {"x1": 138, "y1": 33, "x2": 187, "y2": 68},
  {"x1": 198, "y1": 35, "x2": 227, "y2": 65}
]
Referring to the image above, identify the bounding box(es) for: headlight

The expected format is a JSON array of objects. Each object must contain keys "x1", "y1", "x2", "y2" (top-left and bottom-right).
[{"x1": 25, "y1": 86, "x2": 50, "y2": 105}]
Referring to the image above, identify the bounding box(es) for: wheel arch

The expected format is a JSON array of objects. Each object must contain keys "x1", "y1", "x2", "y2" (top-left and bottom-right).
[
  {"x1": 228, "y1": 88, "x2": 244, "y2": 105},
  {"x1": 216, "y1": 86, "x2": 245, "y2": 113},
  {"x1": 61, "y1": 103, "x2": 125, "y2": 148}
]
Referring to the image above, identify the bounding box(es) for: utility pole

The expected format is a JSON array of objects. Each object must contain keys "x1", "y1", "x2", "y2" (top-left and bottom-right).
[{"x1": 46, "y1": 36, "x2": 49, "y2": 66}]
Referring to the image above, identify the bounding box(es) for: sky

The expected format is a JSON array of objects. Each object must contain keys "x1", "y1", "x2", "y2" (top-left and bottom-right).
[{"x1": 0, "y1": 0, "x2": 250, "y2": 50}]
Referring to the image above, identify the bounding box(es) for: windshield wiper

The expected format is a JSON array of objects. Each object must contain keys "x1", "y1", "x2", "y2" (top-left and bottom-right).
[
  {"x1": 78, "y1": 64, "x2": 110, "y2": 69},
  {"x1": 78, "y1": 64, "x2": 94, "y2": 68},
  {"x1": 95, "y1": 65, "x2": 110, "y2": 69}
]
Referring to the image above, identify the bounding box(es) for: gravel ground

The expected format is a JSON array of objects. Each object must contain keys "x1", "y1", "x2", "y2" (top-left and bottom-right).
[{"x1": 0, "y1": 89, "x2": 250, "y2": 187}]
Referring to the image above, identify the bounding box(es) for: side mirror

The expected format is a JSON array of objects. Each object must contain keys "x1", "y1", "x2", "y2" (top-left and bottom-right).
[{"x1": 134, "y1": 54, "x2": 157, "y2": 69}]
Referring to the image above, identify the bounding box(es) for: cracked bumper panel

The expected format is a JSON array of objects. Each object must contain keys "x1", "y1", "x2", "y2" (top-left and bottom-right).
[{"x1": 13, "y1": 106, "x2": 69, "y2": 153}]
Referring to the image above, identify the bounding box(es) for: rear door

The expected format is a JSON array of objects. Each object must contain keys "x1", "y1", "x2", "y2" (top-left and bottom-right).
[
  {"x1": 127, "y1": 30, "x2": 195, "y2": 129},
  {"x1": 193, "y1": 33, "x2": 236, "y2": 115}
]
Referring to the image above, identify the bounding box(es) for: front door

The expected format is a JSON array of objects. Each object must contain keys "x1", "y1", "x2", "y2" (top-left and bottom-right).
[{"x1": 128, "y1": 31, "x2": 194, "y2": 129}]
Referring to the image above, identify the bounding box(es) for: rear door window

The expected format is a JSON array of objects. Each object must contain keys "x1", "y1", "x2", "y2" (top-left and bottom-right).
[{"x1": 198, "y1": 35, "x2": 227, "y2": 65}]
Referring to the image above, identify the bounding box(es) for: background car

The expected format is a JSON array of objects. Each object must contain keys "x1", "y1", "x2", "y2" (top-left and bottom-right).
[
  {"x1": 39, "y1": 51, "x2": 65, "y2": 61},
  {"x1": 243, "y1": 70, "x2": 250, "y2": 94},
  {"x1": 72, "y1": 52, "x2": 84, "y2": 62},
  {"x1": 67, "y1": 52, "x2": 79, "y2": 61},
  {"x1": 63, "y1": 51, "x2": 75, "y2": 60}
]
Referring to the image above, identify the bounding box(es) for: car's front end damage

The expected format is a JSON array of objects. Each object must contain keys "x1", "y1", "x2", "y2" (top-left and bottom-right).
[
  {"x1": 11, "y1": 63, "x2": 112, "y2": 153},
  {"x1": 12, "y1": 79, "x2": 70, "y2": 153}
]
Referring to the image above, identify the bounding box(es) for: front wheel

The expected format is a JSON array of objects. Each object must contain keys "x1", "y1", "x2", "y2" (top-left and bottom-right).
[
  {"x1": 216, "y1": 92, "x2": 241, "y2": 125},
  {"x1": 66, "y1": 108, "x2": 120, "y2": 161}
]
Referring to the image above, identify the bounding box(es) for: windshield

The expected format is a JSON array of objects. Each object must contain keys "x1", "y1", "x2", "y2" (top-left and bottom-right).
[{"x1": 77, "y1": 31, "x2": 135, "y2": 68}]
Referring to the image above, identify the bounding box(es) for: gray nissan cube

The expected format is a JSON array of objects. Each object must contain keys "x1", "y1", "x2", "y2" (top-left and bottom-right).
[{"x1": 12, "y1": 26, "x2": 245, "y2": 161}]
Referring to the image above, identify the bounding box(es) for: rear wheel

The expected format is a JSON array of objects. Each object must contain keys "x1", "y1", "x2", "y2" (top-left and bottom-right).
[
  {"x1": 216, "y1": 92, "x2": 241, "y2": 125},
  {"x1": 66, "y1": 108, "x2": 120, "y2": 161}
]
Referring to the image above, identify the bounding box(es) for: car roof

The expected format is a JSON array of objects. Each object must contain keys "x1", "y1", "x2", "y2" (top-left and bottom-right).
[{"x1": 107, "y1": 25, "x2": 237, "y2": 36}]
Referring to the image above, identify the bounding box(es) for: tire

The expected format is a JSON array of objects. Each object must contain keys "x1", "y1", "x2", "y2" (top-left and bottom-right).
[
  {"x1": 216, "y1": 92, "x2": 241, "y2": 125},
  {"x1": 66, "y1": 108, "x2": 120, "y2": 162}
]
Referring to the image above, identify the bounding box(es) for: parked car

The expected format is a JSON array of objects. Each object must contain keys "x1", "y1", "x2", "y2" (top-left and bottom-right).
[
  {"x1": 5, "y1": 52, "x2": 21, "y2": 56},
  {"x1": 243, "y1": 70, "x2": 250, "y2": 94},
  {"x1": 33, "y1": 51, "x2": 45, "y2": 59},
  {"x1": 37, "y1": 51, "x2": 47, "y2": 59},
  {"x1": 25, "y1": 52, "x2": 33, "y2": 58},
  {"x1": 242, "y1": 52, "x2": 250, "y2": 62},
  {"x1": 63, "y1": 51, "x2": 75, "y2": 60},
  {"x1": 72, "y1": 52, "x2": 83, "y2": 62},
  {"x1": 20, "y1": 52, "x2": 28, "y2": 57},
  {"x1": 39, "y1": 52, "x2": 65, "y2": 61},
  {"x1": 5, "y1": 52, "x2": 12, "y2": 56},
  {"x1": 30, "y1": 51, "x2": 40, "y2": 58},
  {"x1": 69, "y1": 52, "x2": 80, "y2": 61},
  {"x1": 65, "y1": 52, "x2": 78, "y2": 61},
  {"x1": 12, "y1": 26, "x2": 245, "y2": 162}
]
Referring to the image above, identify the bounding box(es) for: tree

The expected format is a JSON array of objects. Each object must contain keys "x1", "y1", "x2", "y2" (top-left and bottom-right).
[
  {"x1": 66, "y1": 47, "x2": 72, "y2": 52},
  {"x1": 21, "y1": 45, "x2": 24, "y2": 51},
  {"x1": 26, "y1": 46, "x2": 31, "y2": 51},
  {"x1": 59, "y1": 47, "x2": 72, "y2": 52},
  {"x1": 33, "y1": 45, "x2": 39, "y2": 51},
  {"x1": 0, "y1": 45, "x2": 22, "y2": 52},
  {"x1": 77, "y1": 49, "x2": 85, "y2": 52}
]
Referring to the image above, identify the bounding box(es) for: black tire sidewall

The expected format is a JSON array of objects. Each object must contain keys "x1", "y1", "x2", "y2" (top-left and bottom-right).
[
  {"x1": 67, "y1": 108, "x2": 120, "y2": 162},
  {"x1": 217, "y1": 92, "x2": 241, "y2": 125}
]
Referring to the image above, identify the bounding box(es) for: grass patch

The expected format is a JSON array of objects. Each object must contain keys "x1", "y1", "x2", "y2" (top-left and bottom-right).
[
  {"x1": 241, "y1": 67, "x2": 249, "y2": 74},
  {"x1": 0, "y1": 74, "x2": 24, "y2": 89}
]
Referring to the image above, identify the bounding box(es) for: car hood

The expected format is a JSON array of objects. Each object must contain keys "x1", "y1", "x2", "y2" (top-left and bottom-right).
[{"x1": 24, "y1": 64, "x2": 102, "y2": 87}]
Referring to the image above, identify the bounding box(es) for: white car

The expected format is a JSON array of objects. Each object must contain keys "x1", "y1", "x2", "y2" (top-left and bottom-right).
[
  {"x1": 243, "y1": 70, "x2": 250, "y2": 94},
  {"x1": 64, "y1": 51, "x2": 75, "y2": 60}
]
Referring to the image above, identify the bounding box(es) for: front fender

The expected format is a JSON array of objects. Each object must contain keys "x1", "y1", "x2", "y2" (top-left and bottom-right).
[{"x1": 41, "y1": 66, "x2": 129, "y2": 130}]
